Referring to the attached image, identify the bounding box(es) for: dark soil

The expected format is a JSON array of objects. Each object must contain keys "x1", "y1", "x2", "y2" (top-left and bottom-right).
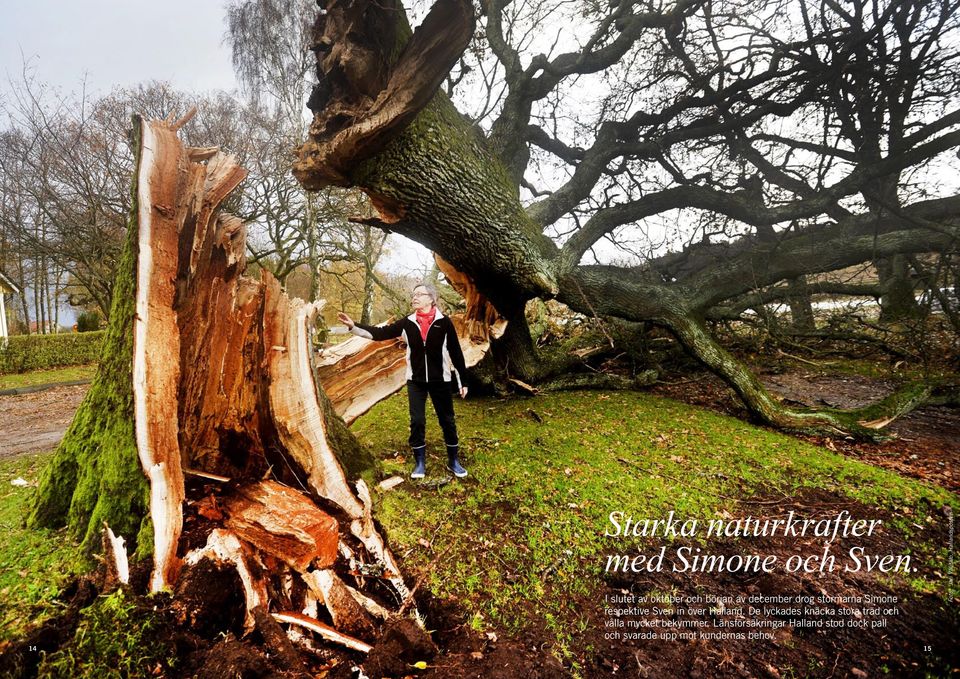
[
  {"x1": 651, "y1": 368, "x2": 960, "y2": 492},
  {"x1": 0, "y1": 576, "x2": 99, "y2": 678},
  {"x1": 398, "y1": 590, "x2": 568, "y2": 679},
  {"x1": 0, "y1": 566, "x2": 570, "y2": 679},
  {"x1": 0, "y1": 479, "x2": 572, "y2": 679}
]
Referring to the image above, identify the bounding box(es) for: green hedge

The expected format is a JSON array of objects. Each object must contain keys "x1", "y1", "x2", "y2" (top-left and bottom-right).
[{"x1": 0, "y1": 331, "x2": 104, "y2": 374}]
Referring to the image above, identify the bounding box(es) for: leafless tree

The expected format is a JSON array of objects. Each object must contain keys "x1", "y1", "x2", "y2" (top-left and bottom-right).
[
  {"x1": 225, "y1": 0, "x2": 398, "y2": 304},
  {"x1": 293, "y1": 0, "x2": 960, "y2": 435}
]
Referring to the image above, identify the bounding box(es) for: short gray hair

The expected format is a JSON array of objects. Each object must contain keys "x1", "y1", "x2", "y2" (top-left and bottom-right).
[{"x1": 414, "y1": 283, "x2": 438, "y2": 305}]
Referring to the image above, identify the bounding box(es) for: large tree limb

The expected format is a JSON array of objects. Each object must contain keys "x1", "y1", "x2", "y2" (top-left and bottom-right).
[
  {"x1": 295, "y1": 0, "x2": 475, "y2": 188},
  {"x1": 707, "y1": 282, "x2": 884, "y2": 320},
  {"x1": 558, "y1": 128, "x2": 960, "y2": 266},
  {"x1": 688, "y1": 223, "x2": 960, "y2": 310},
  {"x1": 290, "y1": 0, "x2": 960, "y2": 444}
]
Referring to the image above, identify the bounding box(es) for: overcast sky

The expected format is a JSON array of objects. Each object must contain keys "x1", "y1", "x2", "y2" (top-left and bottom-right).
[{"x1": 0, "y1": 0, "x2": 237, "y2": 99}]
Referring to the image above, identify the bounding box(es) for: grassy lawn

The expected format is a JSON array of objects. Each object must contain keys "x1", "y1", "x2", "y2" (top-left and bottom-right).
[
  {"x1": 0, "y1": 451, "x2": 84, "y2": 642},
  {"x1": 0, "y1": 364, "x2": 98, "y2": 391},
  {"x1": 0, "y1": 389, "x2": 955, "y2": 670},
  {"x1": 355, "y1": 390, "x2": 958, "y2": 660}
]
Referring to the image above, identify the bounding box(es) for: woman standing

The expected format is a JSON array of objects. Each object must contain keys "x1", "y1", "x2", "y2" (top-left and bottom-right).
[{"x1": 337, "y1": 284, "x2": 469, "y2": 479}]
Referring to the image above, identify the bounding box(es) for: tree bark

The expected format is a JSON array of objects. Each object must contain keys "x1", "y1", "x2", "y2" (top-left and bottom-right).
[
  {"x1": 877, "y1": 255, "x2": 921, "y2": 322},
  {"x1": 28, "y1": 116, "x2": 424, "y2": 666},
  {"x1": 786, "y1": 276, "x2": 816, "y2": 331}
]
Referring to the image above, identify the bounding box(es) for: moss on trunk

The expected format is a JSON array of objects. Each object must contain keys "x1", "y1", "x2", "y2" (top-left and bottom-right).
[
  {"x1": 28, "y1": 122, "x2": 150, "y2": 556},
  {"x1": 350, "y1": 94, "x2": 558, "y2": 306}
]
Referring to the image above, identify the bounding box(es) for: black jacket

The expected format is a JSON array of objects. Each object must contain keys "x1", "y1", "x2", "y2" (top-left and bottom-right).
[{"x1": 350, "y1": 308, "x2": 468, "y2": 386}]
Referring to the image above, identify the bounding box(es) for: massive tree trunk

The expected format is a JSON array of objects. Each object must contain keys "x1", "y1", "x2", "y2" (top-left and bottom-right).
[
  {"x1": 290, "y1": 0, "x2": 958, "y2": 439},
  {"x1": 30, "y1": 117, "x2": 417, "y2": 664}
]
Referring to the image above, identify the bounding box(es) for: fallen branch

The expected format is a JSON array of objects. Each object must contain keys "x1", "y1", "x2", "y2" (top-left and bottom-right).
[
  {"x1": 103, "y1": 524, "x2": 129, "y2": 586},
  {"x1": 272, "y1": 612, "x2": 374, "y2": 654}
]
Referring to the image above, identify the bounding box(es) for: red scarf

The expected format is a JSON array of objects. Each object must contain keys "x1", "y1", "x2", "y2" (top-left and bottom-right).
[{"x1": 415, "y1": 308, "x2": 436, "y2": 341}]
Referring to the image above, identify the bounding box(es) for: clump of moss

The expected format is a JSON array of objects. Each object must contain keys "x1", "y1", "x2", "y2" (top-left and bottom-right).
[{"x1": 37, "y1": 590, "x2": 177, "y2": 679}]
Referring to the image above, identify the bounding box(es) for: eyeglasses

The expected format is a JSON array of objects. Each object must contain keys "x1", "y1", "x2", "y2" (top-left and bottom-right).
[{"x1": 411, "y1": 292, "x2": 431, "y2": 299}]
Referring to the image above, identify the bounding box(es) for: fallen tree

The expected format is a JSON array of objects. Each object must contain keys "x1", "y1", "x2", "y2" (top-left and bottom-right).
[{"x1": 293, "y1": 0, "x2": 960, "y2": 438}]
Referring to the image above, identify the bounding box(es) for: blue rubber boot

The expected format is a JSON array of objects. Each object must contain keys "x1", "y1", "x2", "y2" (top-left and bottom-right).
[
  {"x1": 410, "y1": 446, "x2": 426, "y2": 479},
  {"x1": 446, "y1": 444, "x2": 467, "y2": 478}
]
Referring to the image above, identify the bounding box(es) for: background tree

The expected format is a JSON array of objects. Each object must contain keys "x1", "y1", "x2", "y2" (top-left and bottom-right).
[{"x1": 0, "y1": 79, "x2": 239, "y2": 323}]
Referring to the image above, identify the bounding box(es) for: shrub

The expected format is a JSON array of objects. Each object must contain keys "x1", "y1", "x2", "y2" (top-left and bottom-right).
[
  {"x1": 76, "y1": 311, "x2": 103, "y2": 332},
  {"x1": 0, "y1": 331, "x2": 104, "y2": 374}
]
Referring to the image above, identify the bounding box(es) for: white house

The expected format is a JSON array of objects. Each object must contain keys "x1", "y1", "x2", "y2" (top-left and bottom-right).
[{"x1": 0, "y1": 269, "x2": 21, "y2": 340}]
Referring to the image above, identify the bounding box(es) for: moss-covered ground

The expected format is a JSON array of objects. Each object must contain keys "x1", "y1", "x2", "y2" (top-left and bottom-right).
[
  {"x1": 355, "y1": 390, "x2": 958, "y2": 658},
  {"x1": 35, "y1": 589, "x2": 177, "y2": 678}
]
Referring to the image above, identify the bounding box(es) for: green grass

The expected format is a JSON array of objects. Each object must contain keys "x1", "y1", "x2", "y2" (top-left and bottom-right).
[
  {"x1": 0, "y1": 451, "x2": 84, "y2": 642},
  {"x1": 37, "y1": 589, "x2": 177, "y2": 678},
  {"x1": 355, "y1": 390, "x2": 958, "y2": 659},
  {"x1": 0, "y1": 364, "x2": 97, "y2": 391},
  {"x1": 1, "y1": 388, "x2": 956, "y2": 670}
]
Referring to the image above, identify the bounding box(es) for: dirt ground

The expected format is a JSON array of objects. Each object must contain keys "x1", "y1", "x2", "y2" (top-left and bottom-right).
[
  {"x1": 0, "y1": 384, "x2": 89, "y2": 460},
  {"x1": 652, "y1": 369, "x2": 960, "y2": 492}
]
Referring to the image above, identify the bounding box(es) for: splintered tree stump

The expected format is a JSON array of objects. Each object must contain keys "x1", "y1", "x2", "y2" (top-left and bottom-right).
[
  {"x1": 221, "y1": 481, "x2": 339, "y2": 572},
  {"x1": 115, "y1": 116, "x2": 421, "y2": 660}
]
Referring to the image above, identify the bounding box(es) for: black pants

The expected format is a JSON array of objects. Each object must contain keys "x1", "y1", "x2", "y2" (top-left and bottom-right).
[{"x1": 407, "y1": 380, "x2": 458, "y2": 448}]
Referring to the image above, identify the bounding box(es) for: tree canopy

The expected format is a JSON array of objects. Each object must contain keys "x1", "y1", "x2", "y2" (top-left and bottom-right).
[{"x1": 291, "y1": 0, "x2": 960, "y2": 435}]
